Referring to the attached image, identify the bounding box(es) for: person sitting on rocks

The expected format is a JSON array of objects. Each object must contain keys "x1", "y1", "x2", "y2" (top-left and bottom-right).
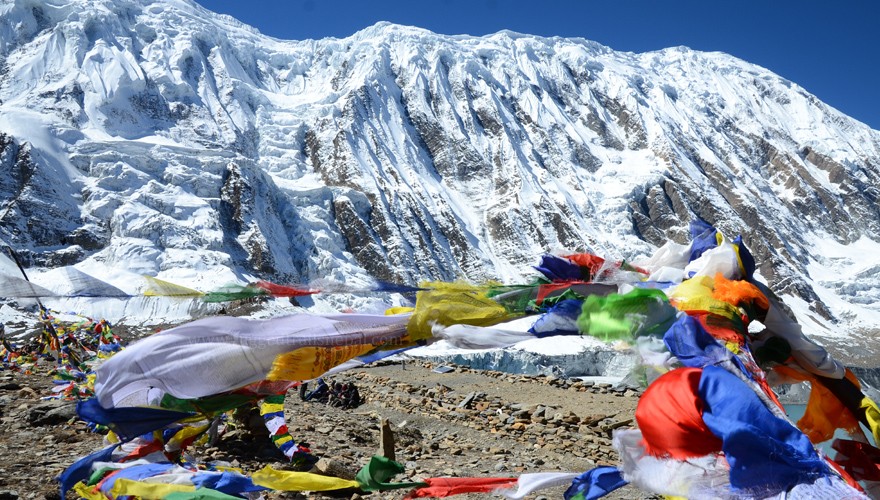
[
  {"x1": 329, "y1": 382, "x2": 345, "y2": 407},
  {"x1": 342, "y1": 383, "x2": 361, "y2": 409},
  {"x1": 303, "y1": 378, "x2": 329, "y2": 403},
  {"x1": 326, "y1": 382, "x2": 361, "y2": 409}
]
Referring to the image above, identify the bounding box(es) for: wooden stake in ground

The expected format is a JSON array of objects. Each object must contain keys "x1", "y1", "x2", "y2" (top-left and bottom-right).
[{"x1": 379, "y1": 418, "x2": 396, "y2": 461}]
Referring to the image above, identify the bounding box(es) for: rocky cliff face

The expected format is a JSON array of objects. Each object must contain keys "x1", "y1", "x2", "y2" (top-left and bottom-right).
[
  {"x1": 0, "y1": 132, "x2": 95, "y2": 267},
  {"x1": 1, "y1": 0, "x2": 880, "y2": 339}
]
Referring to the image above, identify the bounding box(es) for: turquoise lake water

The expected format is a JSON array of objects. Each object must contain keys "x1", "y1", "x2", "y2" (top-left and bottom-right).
[{"x1": 784, "y1": 403, "x2": 877, "y2": 455}]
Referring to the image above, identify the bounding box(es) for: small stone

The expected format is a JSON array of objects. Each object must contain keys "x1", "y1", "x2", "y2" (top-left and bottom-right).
[
  {"x1": 600, "y1": 418, "x2": 634, "y2": 433},
  {"x1": 581, "y1": 414, "x2": 607, "y2": 426},
  {"x1": 17, "y1": 387, "x2": 37, "y2": 398},
  {"x1": 458, "y1": 391, "x2": 478, "y2": 408},
  {"x1": 312, "y1": 458, "x2": 358, "y2": 480},
  {"x1": 27, "y1": 400, "x2": 77, "y2": 426}
]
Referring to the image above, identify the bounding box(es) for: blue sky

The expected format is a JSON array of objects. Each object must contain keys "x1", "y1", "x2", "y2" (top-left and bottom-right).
[{"x1": 196, "y1": 0, "x2": 880, "y2": 130}]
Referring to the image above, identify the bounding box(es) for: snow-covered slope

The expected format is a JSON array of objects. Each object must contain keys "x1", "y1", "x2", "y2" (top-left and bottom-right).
[{"x1": 1, "y1": 0, "x2": 879, "y2": 353}]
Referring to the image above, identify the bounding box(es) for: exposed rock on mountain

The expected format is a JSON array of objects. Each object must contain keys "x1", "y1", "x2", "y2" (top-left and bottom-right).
[{"x1": 1, "y1": 0, "x2": 879, "y2": 344}]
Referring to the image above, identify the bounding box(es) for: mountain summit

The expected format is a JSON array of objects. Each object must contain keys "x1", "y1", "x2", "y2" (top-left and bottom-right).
[{"x1": 1, "y1": 0, "x2": 879, "y2": 347}]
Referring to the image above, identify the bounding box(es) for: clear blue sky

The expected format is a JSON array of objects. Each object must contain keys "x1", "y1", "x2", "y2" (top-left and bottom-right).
[{"x1": 196, "y1": 0, "x2": 880, "y2": 131}]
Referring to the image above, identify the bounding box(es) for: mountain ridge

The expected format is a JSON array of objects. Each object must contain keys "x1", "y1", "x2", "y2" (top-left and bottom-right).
[{"x1": 0, "y1": 0, "x2": 879, "y2": 345}]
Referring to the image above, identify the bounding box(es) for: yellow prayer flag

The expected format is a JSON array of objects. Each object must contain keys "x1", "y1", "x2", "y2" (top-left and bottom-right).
[
  {"x1": 252, "y1": 466, "x2": 361, "y2": 491},
  {"x1": 72, "y1": 482, "x2": 106, "y2": 500},
  {"x1": 260, "y1": 402, "x2": 284, "y2": 414},
  {"x1": 110, "y1": 478, "x2": 196, "y2": 499},
  {"x1": 861, "y1": 396, "x2": 880, "y2": 444},
  {"x1": 406, "y1": 281, "x2": 516, "y2": 340},
  {"x1": 166, "y1": 423, "x2": 210, "y2": 450},
  {"x1": 268, "y1": 344, "x2": 375, "y2": 381},
  {"x1": 385, "y1": 306, "x2": 414, "y2": 315},
  {"x1": 668, "y1": 276, "x2": 738, "y2": 320},
  {"x1": 142, "y1": 275, "x2": 204, "y2": 297}
]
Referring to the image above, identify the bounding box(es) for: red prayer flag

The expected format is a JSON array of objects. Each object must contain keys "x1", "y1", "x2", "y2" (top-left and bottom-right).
[
  {"x1": 832, "y1": 439, "x2": 880, "y2": 481},
  {"x1": 404, "y1": 477, "x2": 519, "y2": 498},
  {"x1": 255, "y1": 280, "x2": 316, "y2": 297},
  {"x1": 635, "y1": 367, "x2": 722, "y2": 459}
]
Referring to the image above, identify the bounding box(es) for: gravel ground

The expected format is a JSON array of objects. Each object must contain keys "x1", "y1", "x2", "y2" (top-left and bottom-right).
[{"x1": 0, "y1": 358, "x2": 659, "y2": 499}]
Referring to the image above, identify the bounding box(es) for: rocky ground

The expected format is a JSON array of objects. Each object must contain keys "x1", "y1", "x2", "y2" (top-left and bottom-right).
[
  {"x1": 0, "y1": 370, "x2": 102, "y2": 499},
  {"x1": 0, "y1": 359, "x2": 653, "y2": 500}
]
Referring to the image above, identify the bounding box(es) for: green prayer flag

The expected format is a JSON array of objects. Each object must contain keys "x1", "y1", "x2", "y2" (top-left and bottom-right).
[
  {"x1": 577, "y1": 288, "x2": 677, "y2": 341},
  {"x1": 160, "y1": 393, "x2": 257, "y2": 415},
  {"x1": 355, "y1": 455, "x2": 427, "y2": 492},
  {"x1": 87, "y1": 466, "x2": 115, "y2": 486},
  {"x1": 202, "y1": 284, "x2": 269, "y2": 303},
  {"x1": 165, "y1": 489, "x2": 243, "y2": 500}
]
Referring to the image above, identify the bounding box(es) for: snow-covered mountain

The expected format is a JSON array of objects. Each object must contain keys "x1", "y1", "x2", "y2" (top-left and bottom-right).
[{"x1": 1, "y1": 0, "x2": 879, "y2": 354}]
